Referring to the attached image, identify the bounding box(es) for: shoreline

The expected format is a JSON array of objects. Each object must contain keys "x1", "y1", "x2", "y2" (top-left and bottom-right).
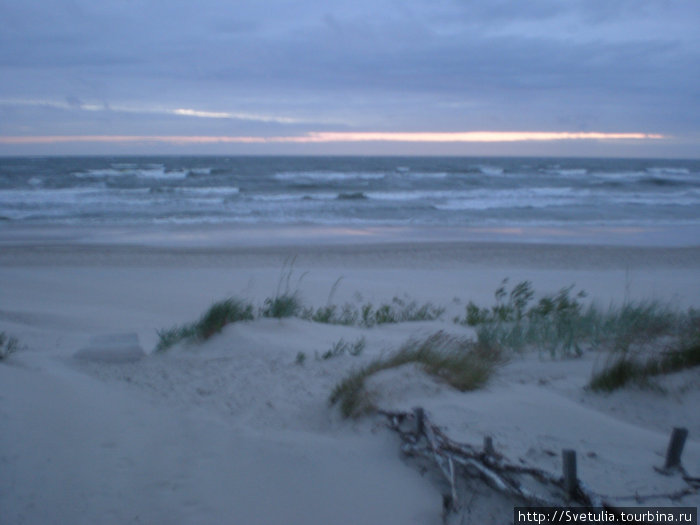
[
  {"x1": 2, "y1": 221, "x2": 700, "y2": 249},
  {"x1": 2, "y1": 236, "x2": 700, "y2": 270}
]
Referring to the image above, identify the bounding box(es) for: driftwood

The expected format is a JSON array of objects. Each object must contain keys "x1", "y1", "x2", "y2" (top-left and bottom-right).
[{"x1": 378, "y1": 408, "x2": 697, "y2": 524}]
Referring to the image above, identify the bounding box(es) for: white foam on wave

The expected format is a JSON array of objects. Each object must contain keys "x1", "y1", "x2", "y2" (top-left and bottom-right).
[
  {"x1": 402, "y1": 172, "x2": 448, "y2": 179},
  {"x1": 647, "y1": 167, "x2": 691, "y2": 176},
  {"x1": 475, "y1": 165, "x2": 505, "y2": 176},
  {"x1": 74, "y1": 168, "x2": 124, "y2": 178},
  {"x1": 546, "y1": 168, "x2": 588, "y2": 177},
  {"x1": 434, "y1": 186, "x2": 700, "y2": 211},
  {"x1": 139, "y1": 168, "x2": 188, "y2": 180},
  {"x1": 75, "y1": 165, "x2": 188, "y2": 180},
  {"x1": 367, "y1": 187, "x2": 581, "y2": 202},
  {"x1": 590, "y1": 171, "x2": 646, "y2": 181},
  {"x1": 367, "y1": 190, "x2": 458, "y2": 201},
  {"x1": 274, "y1": 171, "x2": 385, "y2": 182},
  {"x1": 188, "y1": 167, "x2": 213, "y2": 176},
  {"x1": 0, "y1": 187, "x2": 107, "y2": 205},
  {"x1": 592, "y1": 169, "x2": 696, "y2": 184},
  {"x1": 608, "y1": 190, "x2": 700, "y2": 206},
  {"x1": 433, "y1": 187, "x2": 585, "y2": 211}
]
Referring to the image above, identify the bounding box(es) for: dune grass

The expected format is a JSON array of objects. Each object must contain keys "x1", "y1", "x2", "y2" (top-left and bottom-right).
[
  {"x1": 260, "y1": 293, "x2": 302, "y2": 319},
  {"x1": 455, "y1": 279, "x2": 693, "y2": 359},
  {"x1": 261, "y1": 256, "x2": 307, "y2": 319},
  {"x1": 154, "y1": 293, "x2": 441, "y2": 353},
  {"x1": 155, "y1": 298, "x2": 255, "y2": 352},
  {"x1": 589, "y1": 344, "x2": 700, "y2": 392},
  {"x1": 590, "y1": 311, "x2": 700, "y2": 391},
  {"x1": 0, "y1": 331, "x2": 20, "y2": 361},
  {"x1": 329, "y1": 332, "x2": 502, "y2": 418},
  {"x1": 153, "y1": 274, "x2": 698, "y2": 395},
  {"x1": 319, "y1": 336, "x2": 366, "y2": 360},
  {"x1": 302, "y1": 297, "x2": 444, "y2": 327},
  {"x1": 155, "y1": 262, "x2": 444, "y2": 353},
  {"x1": 453, "y1": 279, "x2": 700, "y2": 391},
  {"x1": 455, "y1": 279, "x2": 593, "y2": 357}
]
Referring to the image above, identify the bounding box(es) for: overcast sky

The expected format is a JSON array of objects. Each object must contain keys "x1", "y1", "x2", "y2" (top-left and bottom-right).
[{"x1": 0, "y1": 0, "x2": 698, "y2": 156}]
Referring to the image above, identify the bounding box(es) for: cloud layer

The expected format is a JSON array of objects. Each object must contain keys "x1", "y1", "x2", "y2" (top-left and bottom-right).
[{"x1": 0, "y1": 0, "x2": 697, "y2": 155}]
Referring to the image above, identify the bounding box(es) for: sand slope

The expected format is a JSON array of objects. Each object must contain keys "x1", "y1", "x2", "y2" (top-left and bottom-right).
[{"x1": 1, "y1": 232, "x2": 699, "y2": 524}]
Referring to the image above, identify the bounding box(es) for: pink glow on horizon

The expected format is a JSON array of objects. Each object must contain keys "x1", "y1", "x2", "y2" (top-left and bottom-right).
[
  {"x1": 0, "y1": 131, "x2": 665, "y2": 145},
  {"x1": 301, "y1": 131, "x2": 664, "y2": 142}
]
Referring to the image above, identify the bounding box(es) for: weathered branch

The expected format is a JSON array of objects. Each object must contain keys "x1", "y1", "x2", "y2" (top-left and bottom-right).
[{"x1": 378, "y1": 408, "x2": 697, "y2": 523}]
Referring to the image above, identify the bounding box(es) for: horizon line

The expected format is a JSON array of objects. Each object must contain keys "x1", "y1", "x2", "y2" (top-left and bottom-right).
[{"x1": 0, "y1": 131, "x2": 666, "y2": 145}]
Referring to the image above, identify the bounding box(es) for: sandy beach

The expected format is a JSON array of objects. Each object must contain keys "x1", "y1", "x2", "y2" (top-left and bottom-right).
[{"x1": 1, "y1": 224, "x2": 699, "y2": 524}]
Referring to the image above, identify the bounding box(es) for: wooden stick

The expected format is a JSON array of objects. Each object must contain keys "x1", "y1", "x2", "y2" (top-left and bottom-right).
[
  {"x1": 664, "y1": 427, "x2": 688, "y2": 470},
  {"x1": 483, "y1": 436, "x2": 495, "y2": 456},
  {"x1": 413, "y1": 407, "x2": 425, "y2": 436},
  {"x1": 562, "y1": 449, "x2": 578, "y2": 498}
]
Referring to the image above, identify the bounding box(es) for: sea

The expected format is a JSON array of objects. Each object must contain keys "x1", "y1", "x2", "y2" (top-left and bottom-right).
[{"x1": 1, "y1": 156, "x2": 699, "y2": 233}]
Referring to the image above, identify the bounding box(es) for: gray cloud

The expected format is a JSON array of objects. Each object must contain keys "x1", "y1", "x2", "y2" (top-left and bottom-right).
[{"x1": 0, "y1": 0, "x2": 698, "y2": 154}]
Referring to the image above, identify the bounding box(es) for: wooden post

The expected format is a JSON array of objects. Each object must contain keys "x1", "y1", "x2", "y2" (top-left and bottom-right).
[
  {"x1": 562, "y1": 449, "x2": 578, "y2": 498},
  {"x1": 483, "y1": 436, "x2": 495, "y2": 456},
  {"x1": 664, "y1": 427, "x2": 688, "y2": 470},
  {"x1": 413, "y1": 407, "x2": 425, "y2": 436}
]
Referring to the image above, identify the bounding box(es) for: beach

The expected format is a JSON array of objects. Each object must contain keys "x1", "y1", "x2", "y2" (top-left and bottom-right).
[{"x1": 1, "y1": 224, "x2": 699, "y2": 524}]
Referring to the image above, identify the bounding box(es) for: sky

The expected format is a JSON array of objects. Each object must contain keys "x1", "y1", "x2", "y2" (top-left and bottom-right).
[{"x1": 0, "y1": 0, "x2": 698, "y2": 157}]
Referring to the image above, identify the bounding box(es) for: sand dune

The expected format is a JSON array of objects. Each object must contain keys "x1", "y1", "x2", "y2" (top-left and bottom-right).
[{"x1": 1, "y1": 225, "x2": 699, "y2": 524}]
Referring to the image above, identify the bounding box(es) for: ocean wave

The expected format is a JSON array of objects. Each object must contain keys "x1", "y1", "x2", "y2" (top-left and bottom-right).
[
  {"x1": 250, "y1": 192, "x2": 336, "y2": 202},
  {"x1": 273, "y1": 171, "x2": 385, "y2": 182},
  {"x1": 368, "y1": 187, "x2": 582, "y2": 203},
  {"x1": 590, "y1": 171, "x2": 647, "y2": 181},
  {"x1": 608, "y1": 191, "x2": 700, "y2": 206},
  {"x1": 432, "y1": 187, "x2": 586, "y2": 211},
  {"x1": 647, "y1": 167, "x2": 691, "y2": 176},
  {"x1": 149, "y1": 186, "x2": 240, "y2": 197},
  {"x1": 367, "y1": 190, "x2": 457, "y2": 201},
  {"x1": 74, "y1": 168, "x2": 124, "y2": 178},
  {"x1": 401, "y1": 171, "x2": 448, "y2": 179},
  {"x1": 3, "y1": 156, "x2": 699, "y2": 227},
  {"x1": 546, "y1": 168, "x2": 588, "y2": 177},
  {"x1": 592, "y1": 170, "x2": 697, "y2": 186},
  {"x1": 434, "y1": 188, "x2": 700, "y2": 211},
  {"x1": 435, "y1": 197, "x2": 575, "y2": 211},
  {"x1": 75, "y1": 165, "x2": 188, "y2": 180},
  {"x1": 0, "y1": 187, "x2": 108, "y2": 205},
  {"x1": 638, "y1": 177, "x2": 685, "y2": 187},
  {"x1": 186, "y1": 168, "x2": 213, "y2": 176},
  {"x1": 137, "y1": 168, "x2": 189, "y2": 180},
  {"x1": 475, "y1": 165, "x2": 505, "y2": 176}
]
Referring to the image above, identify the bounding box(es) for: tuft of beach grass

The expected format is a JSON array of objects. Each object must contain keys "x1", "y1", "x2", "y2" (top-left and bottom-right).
[
  {"x1": 260, "y1": 293, "x2": 302, "y2": 319},
  {"x1": 590, "y1": 310, "x2": 700, "y2": 391},
  {"x1": 261, "y1": 256, "x2": 307, "y2": 319},
  {"x1": 155, "y1": 297, "x2": 254, "y2": 352},
  {"x1": 318, "y1": 336, "x2": 366, "y2": 360},
  {"x1": 329, "y1": 331, "x2": 502, "y2": 418},
  {"x1": 454, "y1": 279, "x2": 695, "y2": 358},
  {"x1": 453, "y1": 279, "x2": 700, "y2": 391},
  {"x1": 303, "y1": 296, "x2": 444, "y2": 327}
]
